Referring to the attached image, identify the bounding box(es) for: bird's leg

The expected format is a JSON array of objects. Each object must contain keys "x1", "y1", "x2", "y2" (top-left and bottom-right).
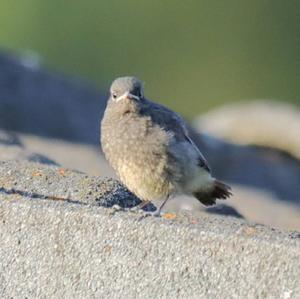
[
  {"x1": 108, "y1": 204, "x2": 125, "y2": 216},
  {"x1": 128, "y1": 200, "x2": 150, "y2": 213},
  {"x1": 137, "y1": 195, "x2": 171, "y2": 220},
  {"x1": 110, "y1": 200, "x2": 150, "y2": 216},
  {"x1": 155, "y1": 195, "x2": 171, "y2": 215}
]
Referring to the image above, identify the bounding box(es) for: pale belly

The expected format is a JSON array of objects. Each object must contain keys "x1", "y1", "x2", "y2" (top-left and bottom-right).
[
  {"x1": 116, "y1": 153, "x2": 174, "y2": 201},
  {"x1": 102, "y1": 111, "x2": 178, "y2": 201}
]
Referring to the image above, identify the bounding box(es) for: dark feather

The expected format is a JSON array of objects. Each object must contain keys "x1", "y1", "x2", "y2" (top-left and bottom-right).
[
  {"x1": 139, "y1": 99, "x2": 211, "y2": 173},
  {"x1": 197, "y1": 154, "x2": 210, "y2": 172},
  {"x1": 139, "y1": 99, "x2": 189, "y2": 142},
  {"x1": 193, "y1": 180, "x2": 232, "y2": 206}
]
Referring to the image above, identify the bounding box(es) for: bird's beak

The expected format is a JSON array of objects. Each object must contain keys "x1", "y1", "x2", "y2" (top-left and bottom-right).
[
  {"x1": 115, "y1": 92, "x2": 140, "y2": 102},
  {"x1": 126, "y1": 92, "x2": 140, "y2": 101}
]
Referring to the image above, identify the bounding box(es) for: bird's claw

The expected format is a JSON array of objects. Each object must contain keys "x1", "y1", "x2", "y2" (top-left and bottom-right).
[
  {"x1": 137, "y1": 210, "x2": 161, "y2": 221},
  {"x1": 127, "y1": 205, "x2": 141, "y2": 213},
  {"x1": 108, "y1": 204, "x2": 125, "y2": 216},
  {"x1": 109, "y1": 203, "x2": 162, "y2": 220}
]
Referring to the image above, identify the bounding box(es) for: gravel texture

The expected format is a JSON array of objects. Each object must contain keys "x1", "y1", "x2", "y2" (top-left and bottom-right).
[
  {"x1": 0, "y1": 160, "x2": 146, "y2": 209},
  {"x1": 7, "y1": 129, "x2": 300, "y2": 230},
  {"x1": 0, "y1": 160, "x2": 299, "y2": 298}
]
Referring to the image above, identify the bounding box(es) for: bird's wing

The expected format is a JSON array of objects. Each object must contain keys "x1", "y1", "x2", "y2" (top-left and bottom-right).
[
  {"x1": 184, "y1": 134, "x2": 211, "y2": 172},
  {"x1": 140, "y1": 100, "x2": 211, "y2": 172},
  {"x1": 140, "y1": 100, "x2": 187, "y2": 141}
]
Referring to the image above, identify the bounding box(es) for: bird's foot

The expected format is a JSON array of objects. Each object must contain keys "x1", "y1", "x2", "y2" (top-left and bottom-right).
[
  {"x1": 109, "y1": 203, "x2": 151, "y2": 214},
  {"x1": 127, "y1": 205, "x2": 142, "y2": 213},
  {"x1": 137, "y1": 210, "x2": 161, "y2": 221},
  {"x1": 108, "y1": 204, "x2": 125, "y2": 216},
  {"x1": 127, "y1": 200, "x2": 153, "y2": 214}
]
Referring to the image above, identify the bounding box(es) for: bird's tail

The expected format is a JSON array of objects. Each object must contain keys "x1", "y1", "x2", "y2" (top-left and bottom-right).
[{"x1": 193, "y1": 179, "x2": 232, "y2": 206}]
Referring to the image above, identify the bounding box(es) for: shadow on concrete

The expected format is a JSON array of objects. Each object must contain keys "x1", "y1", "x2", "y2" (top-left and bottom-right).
[
  {"x1": 206, "y1": 204, "x2": 244, "y2": 219},
  {"x1": 0, "y1": 187, "x2": 85, "y2": 205}
]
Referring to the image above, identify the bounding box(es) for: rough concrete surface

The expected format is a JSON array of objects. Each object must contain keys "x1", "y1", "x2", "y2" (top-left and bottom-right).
[
  {"x1": 0, "y1": 130, "x2": 246, "y2": 220},
  {"x1": 0, "y1": 160, "x2": 144, "y2": 210},
  {"x1": 0, "y1": 160, "x2": 299, "y2": 299},
  {"x1": 7, "y1": 129, "x2": 299, "y2": 230}
]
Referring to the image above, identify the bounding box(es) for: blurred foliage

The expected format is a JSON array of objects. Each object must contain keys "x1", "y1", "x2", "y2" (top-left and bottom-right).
[{"x1": 0, "y1": 0, "x2": 300, "y2": 118}]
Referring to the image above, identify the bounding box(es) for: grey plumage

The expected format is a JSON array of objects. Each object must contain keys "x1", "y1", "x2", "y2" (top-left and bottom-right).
[{"x1": 101, "y1": 76, "x2": 231, "y2": 213}]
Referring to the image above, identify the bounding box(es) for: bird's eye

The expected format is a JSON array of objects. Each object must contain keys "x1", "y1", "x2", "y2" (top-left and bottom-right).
[{"x1": 112, "y1": 92, "x2": 117, "y2": 99}]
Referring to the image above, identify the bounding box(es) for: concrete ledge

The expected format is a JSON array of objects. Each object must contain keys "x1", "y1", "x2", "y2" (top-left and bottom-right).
[{"x1": 0, "y1": 161, "x2": 299, "y2": 298}]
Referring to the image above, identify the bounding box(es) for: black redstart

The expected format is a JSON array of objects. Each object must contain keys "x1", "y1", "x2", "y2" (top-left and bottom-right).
[{"x1": 101, "y1": 76, "x2": 231, "y2": 215}]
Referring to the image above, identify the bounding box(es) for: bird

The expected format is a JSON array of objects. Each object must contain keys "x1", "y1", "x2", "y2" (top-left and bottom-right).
[{"x1": 101, "y1": 76, "x2": 231, "y2": 216}]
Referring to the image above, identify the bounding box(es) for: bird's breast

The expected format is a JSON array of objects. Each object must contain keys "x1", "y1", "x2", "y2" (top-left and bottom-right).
[{"x1": 101, "y1": 113, "x2": 174, "y2": 200}]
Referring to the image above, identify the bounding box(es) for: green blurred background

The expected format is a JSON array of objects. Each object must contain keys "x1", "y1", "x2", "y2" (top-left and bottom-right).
[{"x1": 1, "y1": 0, "x2": 299, "y2": 118}]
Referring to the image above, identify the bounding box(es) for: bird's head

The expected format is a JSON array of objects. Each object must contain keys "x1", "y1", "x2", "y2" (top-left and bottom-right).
[{"x1": 109, "y1": 76, "x2": 144, "y2": 103}]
